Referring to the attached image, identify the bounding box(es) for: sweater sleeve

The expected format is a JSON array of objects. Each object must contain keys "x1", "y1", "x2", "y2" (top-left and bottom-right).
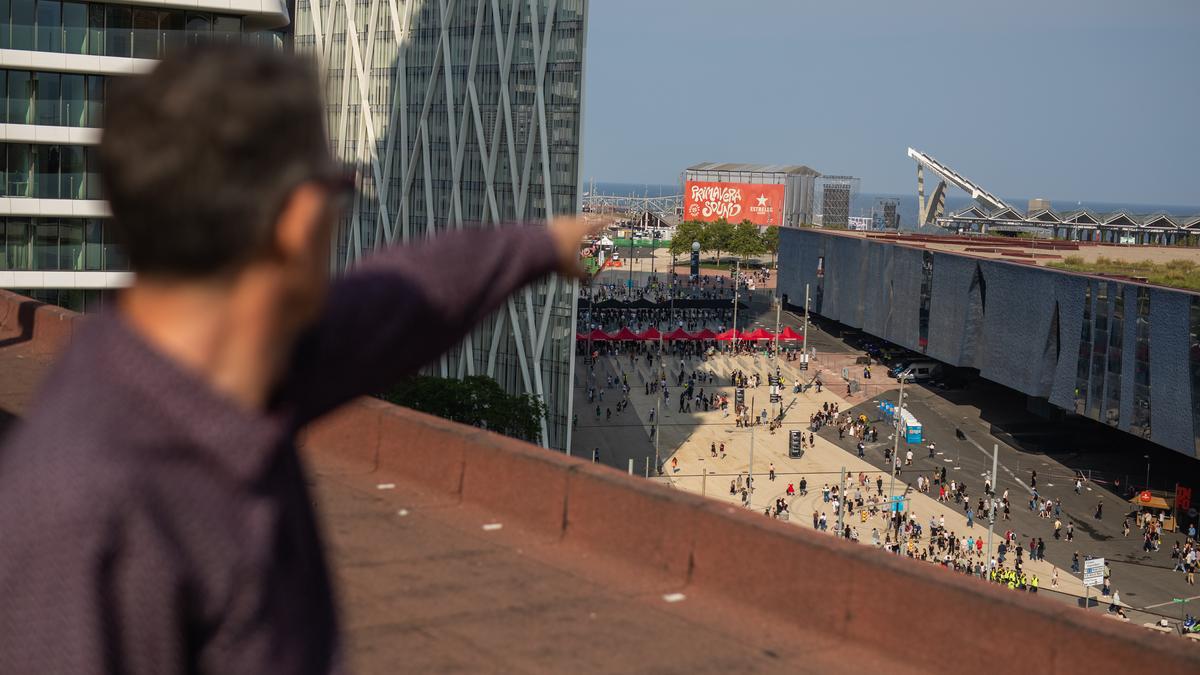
[{"x1": 277, "y1": 224, "x2": 560, "y2": 424}]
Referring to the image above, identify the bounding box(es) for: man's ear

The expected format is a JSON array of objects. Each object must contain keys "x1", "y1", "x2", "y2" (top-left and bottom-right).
[{"x1": 274, "y1": 183, "x2": 327, "y2": 263}]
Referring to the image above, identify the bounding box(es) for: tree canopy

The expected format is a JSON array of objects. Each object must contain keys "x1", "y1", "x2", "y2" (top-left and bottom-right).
[
  {"x1": 379, "y1": 375, "x2": 547, "y2": 444},
  {"x1": 701, "y1": 219, "x2": 735, "y2": 264},
  {"x1": 665, "y1": 220, "x2": 780, "y2": 265},
  {"x1": 730, "y1": 220, "x2": 764, "y2": 259},
  {"x1": 669, "y1": 220, "x2": 706, "y2": 258}
]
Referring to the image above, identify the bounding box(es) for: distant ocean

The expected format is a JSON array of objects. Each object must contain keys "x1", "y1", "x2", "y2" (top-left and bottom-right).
[{"x1": 591, "y1": 182, "x2": 1200, "y2": 229}]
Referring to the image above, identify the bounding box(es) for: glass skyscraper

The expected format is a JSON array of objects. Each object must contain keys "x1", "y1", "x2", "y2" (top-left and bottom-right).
[
  {"x1": 0, "y1": 0, "x2": 289, "y2": 311},
  {"x1": 293, "y1": 0, "x2": 587, "y2": 451}
]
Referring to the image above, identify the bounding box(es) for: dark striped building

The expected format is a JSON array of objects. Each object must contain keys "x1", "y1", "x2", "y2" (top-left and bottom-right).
[{"x1": 778, "y1": 228, "x2": 1200, "y2": 460}]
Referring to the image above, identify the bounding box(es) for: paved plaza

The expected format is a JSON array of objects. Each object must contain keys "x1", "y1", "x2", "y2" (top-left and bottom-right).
[{"x1": 573, "y1": 348, "x2": 1089, "y2": 591}]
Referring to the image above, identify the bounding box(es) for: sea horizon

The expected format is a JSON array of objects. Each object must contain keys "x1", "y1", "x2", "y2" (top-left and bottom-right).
[{"x1": 589, "y1": 181, "x2": 1200, "y2": 228}]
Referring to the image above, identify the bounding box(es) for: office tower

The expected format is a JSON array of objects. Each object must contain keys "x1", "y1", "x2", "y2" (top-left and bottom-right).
[{"x1": 294, "y1": 0, "x2": 588, "y2": 450}]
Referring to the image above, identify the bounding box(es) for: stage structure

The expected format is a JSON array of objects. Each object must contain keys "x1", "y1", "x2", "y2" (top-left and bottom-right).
[{"x1": 815, "y1": 176, "x2": 860, "y2": 228}]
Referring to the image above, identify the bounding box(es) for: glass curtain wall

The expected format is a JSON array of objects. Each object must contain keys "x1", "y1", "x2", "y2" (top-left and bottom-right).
[
  {"x1": 918, "y1": 251, "x2": 934, "y2": 352},
  {"x1": 1190, "y1": 297, "x2": 1200, "y2": 456},
  {"x1": 1088, "y1": 283, "x2": 1110, "y2": 421},
  {"x1": 1074, "y1": 282, "x2": 1093, "y2": 414},
  {"x1": 0, "y1": 217, "x2": 124, "y2": 270},
  {"x1": 1104, "y1": 287, "x2": 1123, "y2": 426},
  {"x1": 1130, "y1": 288, "x2": 1151, "y2": 438},
  {"x1": 0, "y1": 0, "x2": 243, "y2": 59},
  {"x1": 1, "y1": 70, "x2": 107, "y2": 127},
  {"x1": 0, "y1": 143, "x2": 97, "y2": 198}
]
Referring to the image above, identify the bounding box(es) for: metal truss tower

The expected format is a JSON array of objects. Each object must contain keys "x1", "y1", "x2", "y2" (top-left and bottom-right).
[
  {"x1": 294, "y1": 0, "x2": 588, "y2": 451},
  {"x1": 908, "y1": 147, "x2": 1009, "y2": 226}
]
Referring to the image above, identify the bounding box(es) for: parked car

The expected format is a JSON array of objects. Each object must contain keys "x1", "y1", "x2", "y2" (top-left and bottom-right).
[{"x1": 892, "y1": 360, "x2": 939, "y2": 382}]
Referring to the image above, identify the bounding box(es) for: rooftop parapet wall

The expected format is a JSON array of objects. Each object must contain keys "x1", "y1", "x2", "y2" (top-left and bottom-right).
[{"x1": 2, "y1": 289, "x2": 1198, "y2": 673}]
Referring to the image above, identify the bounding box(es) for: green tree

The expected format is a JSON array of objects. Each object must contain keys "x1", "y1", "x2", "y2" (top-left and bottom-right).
[
  {"x1": 702, "y1": 218, "x2": 734, "y2": 265},
  {"x1": 670, "y1": 220, "x2": 707, "y2": 264},
  {"x1": 730, "y1": 220, "x2": 764, "y2": 261},
  {"x1": 760, "y1": 225, "x2": 780, "y2": 267},
  {"x1": 379, "y1": 375, "x2": 547, "y2": 444}
]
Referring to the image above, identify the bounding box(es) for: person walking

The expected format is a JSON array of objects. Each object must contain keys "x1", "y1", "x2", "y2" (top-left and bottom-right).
[
  {"x1": 769, "y1": 463, "x2": 776, "y2": 481},
  {"x1": 1095, "y1": 500, "x2": 1103, "y2": 520},
  {"x1": 928, "y1": 441, "x2": 936, "y2": 458},
  {"x1": 1053, "y1": 518, "x2": 1062, "y2": 540}
]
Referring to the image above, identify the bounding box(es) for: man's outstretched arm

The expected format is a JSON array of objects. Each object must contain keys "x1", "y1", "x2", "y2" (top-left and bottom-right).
[{"x1": 278, "y1": 219, "x2": 592, "y2": 423}]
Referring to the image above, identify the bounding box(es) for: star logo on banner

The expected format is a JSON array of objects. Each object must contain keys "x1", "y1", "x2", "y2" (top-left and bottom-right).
[{"x1": 756, "y1": 194, "x2": 768, "y2": 206}]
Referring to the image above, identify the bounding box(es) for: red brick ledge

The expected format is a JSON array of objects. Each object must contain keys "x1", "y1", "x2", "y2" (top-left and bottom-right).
[{"x1": 303, "y1": 400, "x2": 1200, "y2": 674}]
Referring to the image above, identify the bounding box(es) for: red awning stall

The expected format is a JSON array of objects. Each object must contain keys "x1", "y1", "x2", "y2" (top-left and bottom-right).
[
  {"x1": 777, "y1": 326, "x2": 804, "y2": 341},
  {"x1": 637, "y1": 327, "x2": 663, "y2": 341},
  {"x1": 611, "y1": 327, "x2": 640, "y2": 341},
  {"x1": 587, "y1": 329, "x2": 612, "y2": 341}
]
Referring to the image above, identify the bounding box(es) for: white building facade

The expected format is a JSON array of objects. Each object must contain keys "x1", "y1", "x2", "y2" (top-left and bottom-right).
[
  {"x1": 293, "y1": 0, "x2": 588, "y2": 451},
  {"x1": 0, "y1": 0, "x2": 289, "y2": 310}
]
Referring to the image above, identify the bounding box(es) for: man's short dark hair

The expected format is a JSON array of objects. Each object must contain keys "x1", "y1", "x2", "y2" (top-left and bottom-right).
[{"x1": 99, "y1": 44, "x2": 332, "y2": 278}]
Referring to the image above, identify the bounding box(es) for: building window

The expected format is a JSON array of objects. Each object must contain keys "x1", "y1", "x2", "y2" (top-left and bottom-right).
[
  {"x1": 0, "y1": 0, "x2": 244, "y2": 58},
  {"x1": 33, "y1": 70, "x2": 60, "y2": 126},
  {"x1": 0, "y1": 143, "x2": 94, "y2": 198},
  {"x1": 1131, "y1": 288, "x2": 1151, "y2": 438},
  {"x1": 11, "y1": 0, "x2": 36, "y2": 51},
  {"x1": 103, "y1": 4, "x2": 130, "y2": 57},
  {"x1": 62, "y1": 0, "x2": 85, "y2": 53},
  {"x1": 1, "y1": 217, "x2": 121, "y2": 270}
]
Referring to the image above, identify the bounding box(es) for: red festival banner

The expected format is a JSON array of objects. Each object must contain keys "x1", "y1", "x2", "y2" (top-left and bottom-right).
[{"x1": 684, "y1": 181, "x2": 785, "y2": 226}]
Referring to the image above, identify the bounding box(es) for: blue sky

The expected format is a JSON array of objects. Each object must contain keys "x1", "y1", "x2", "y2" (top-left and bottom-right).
[{"x1": 581, "y1": 0, "x2": 1200, "y2": 207}]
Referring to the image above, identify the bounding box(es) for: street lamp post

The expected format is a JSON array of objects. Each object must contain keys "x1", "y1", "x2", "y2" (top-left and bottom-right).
[
  {"x1": 803, "y1": 283, "x2": 810, "y2": 354},
  {"x1": 888, "y1": 374, "x2": 906, "y2": 538},
  {"x1": 985, "y1": 443, "x2": 999, "y2": 569},
  {"x1": 1144, "y1": 454, "x2": 1150, "y2": 491},
  {"x1": 731, "y1": 259, "x2": 741, "y2": 352}
]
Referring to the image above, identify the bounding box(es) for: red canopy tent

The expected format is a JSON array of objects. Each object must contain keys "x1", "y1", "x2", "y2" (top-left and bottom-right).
[
  {"x1": 693, "y1": 328, "x2": 717, "y2": 340},
  {"x1": 777, "y1": 326, "x2": 804, "y2": 341},
  {"x1": 575, "y1": 333, "x2": 586, "y2": 341},
  {"x1": 742, "y1": 328, "x2": 774, "y2": 341},
  {"x1": 587, "y1": 329, "x2": 612, "y2": 341},
  {"x1": 637, "y1": 327, "x2": 663, "y2": 341},
  {"x1": 714, "y1": 329, "x2": 739, "y2": 341},
  {"x1": 611, "y1": 327, "x2": 640, "y2": 341},
  {"x1": 664, "y1": 327, "x2": 694, "y2": 341}
]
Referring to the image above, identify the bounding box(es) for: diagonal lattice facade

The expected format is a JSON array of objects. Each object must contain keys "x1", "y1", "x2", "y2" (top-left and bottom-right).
[{"x1": 293, "y1": 0, "x2": 587, "y2": 450}]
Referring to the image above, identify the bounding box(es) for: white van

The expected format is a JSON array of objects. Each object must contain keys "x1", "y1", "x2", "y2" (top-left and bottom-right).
[{"x1": 895, "y1": 361, "x2": 939, "y2": 382}]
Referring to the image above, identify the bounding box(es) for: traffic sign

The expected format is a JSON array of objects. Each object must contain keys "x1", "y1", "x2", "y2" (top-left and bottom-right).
[
  {"x1": 889, "y1": 496, "x2": 905, "y2": 513},
  {"x1": 1083, "y1": 558, "x2": 1105, "y2": 587}
]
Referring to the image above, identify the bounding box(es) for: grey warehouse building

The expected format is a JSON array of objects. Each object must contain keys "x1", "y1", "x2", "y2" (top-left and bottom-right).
[
  {"x1": 778, "y1": 229, "x2": 1200, "y2": 460},
  {"x1": 684, "y1": 163, "x2": 819, "y2": 227}
]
